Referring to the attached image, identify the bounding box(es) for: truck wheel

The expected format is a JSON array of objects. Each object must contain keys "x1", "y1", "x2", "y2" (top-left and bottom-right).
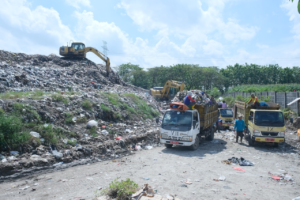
[
  {"x1": 206, "y1": 126, "x2": 214, "y2": 141},
  {"x1": 165, "y1": 144, "x2": 173, "y2": 148},
  {"x1": 248, "y1": 136, "x2": 255, "y2": 146},
  {"x1": 189, "y1": 135, "x2": 200, "y2": 150}
]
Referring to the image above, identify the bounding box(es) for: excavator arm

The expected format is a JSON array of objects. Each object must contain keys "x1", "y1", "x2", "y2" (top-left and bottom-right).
[
  {"x1": 80, "y1": 47, "x2": 111, "y2": 75},
  {"x1": 151, "y1": 80, "x2": 185, "y2": 99}
]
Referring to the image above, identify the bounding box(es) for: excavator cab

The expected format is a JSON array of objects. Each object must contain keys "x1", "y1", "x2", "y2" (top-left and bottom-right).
[{"x1": 71, "y1": 43, "x2": 85, "y2": 51}]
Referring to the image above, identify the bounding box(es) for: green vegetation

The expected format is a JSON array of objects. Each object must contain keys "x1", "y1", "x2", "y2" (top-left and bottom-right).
[
  {"x1": 51, "y1": 94, "x2": 69, "y2": 104},
  {"x1": 67, "y1": 139, "x2": 77, "y2": 146},
  {"x1": 0, "y1": 90, "x2": 46, "y2": 99},
  {"x1": 89, "y1": 127, "x2": 98, "y2": 137},
  {"x1": 82, "y1": 100, "x2": 93, "y2": 110},
  {"x1": 0, "y1": 114, "x2": 31, "y2": 151},
  {"x1": 228, "y1": 84, "x2": 300, "y2": 93},
  {"x1": 282, "y1": 107, "x2": 298, "y2": 120},
  {"x1": 100, "y1": 178, "x2": 138, "y2": 200},
  {"x1": 101, "y1": 104, "x2": 111, "y2": 112},
  {"x1": 76, "y1": 116, "x2": 87, "y2": 123},
  {"x1": 13, "y1": 103, "x2": 40, "y2": 122},
  {"x1": 124, "y1": 93, "x2": 160, "y2": 119},
  {"x1": 116, "y1": 63, "x2": 300, "y2": 94},
  {"x1": 65, "y1": 113, "x2": 75, "y2": 125}
]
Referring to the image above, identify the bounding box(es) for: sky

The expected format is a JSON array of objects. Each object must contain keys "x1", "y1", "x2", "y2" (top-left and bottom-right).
[{"x1": 0, "y1": 0, "x2": 300, "y2": 70}]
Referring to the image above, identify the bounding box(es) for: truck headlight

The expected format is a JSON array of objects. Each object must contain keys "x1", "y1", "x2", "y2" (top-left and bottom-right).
[
  {"x1": 181, "y1": 136, "x2": 192, "y2": 141},
  {"x1": 278, "y1": 131, "x2": 285, "y2": 137},
  {"x1": 160, "y1": 133, "x2": 169, "y2": 139},
  {"x1": 253, "y1": 129, "x2": 261, "y2": 136}
]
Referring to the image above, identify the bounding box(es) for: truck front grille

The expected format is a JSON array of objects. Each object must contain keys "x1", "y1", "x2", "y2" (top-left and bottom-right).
[{"x1": 261, "y1": 132, "x2": 278, "y2": 136}]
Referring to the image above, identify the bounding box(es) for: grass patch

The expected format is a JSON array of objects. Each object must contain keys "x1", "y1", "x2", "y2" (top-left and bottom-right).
[
  {"x1": 52, "y1": 94, "x2": 69, "y2": 104},
  {"x1": 0, "y1": 114, "x2": 31, "y2": 151},
  {"x1": 76, "y1": 116, "x2": 87, "y2": 123},
  {"x1": 124, "y1": 93, "x2": 159, "y2": 119},
  {"x1": 65, "y1": 113, "x2": 75, "y2": 125},
  {"x1": 89, "y1": 127, "x2": 98, "y2": 137},
  {"x1": 0, "y1": 90, "x2": 46, "y2": 99},
  {"x1": 100, "y1": 178, "x2": 138, "y2": 200},
  {"x1": 12, "y1": 103, "x2": 41, "y2": 122},
  {"x1": 67, "y1": 139, "x2": 77, "y2": 146},
  {"x1": 101, "y1": 104, "x2": 111, "y2": 112},
  {"x1": 82, "y1": 100, "x2": 93, "y2": 110}
]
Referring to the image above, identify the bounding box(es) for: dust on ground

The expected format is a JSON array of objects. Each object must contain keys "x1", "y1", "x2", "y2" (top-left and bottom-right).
[{"x1": 0, "y1": 130, "x2": 299, "y2": 200}]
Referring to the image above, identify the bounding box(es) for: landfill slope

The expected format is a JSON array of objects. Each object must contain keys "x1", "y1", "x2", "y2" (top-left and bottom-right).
[{"x1": 0, "y1": 50, "x2": 162, "y2": 178}]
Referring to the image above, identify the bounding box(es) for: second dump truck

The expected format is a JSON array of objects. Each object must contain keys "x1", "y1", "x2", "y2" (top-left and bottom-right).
[
  {"x1": 160, "y1": 103, "x2": 218, "y2": 150},
  {"x1": 234, "y1": 101, "x2": 285, "y2": 146}
]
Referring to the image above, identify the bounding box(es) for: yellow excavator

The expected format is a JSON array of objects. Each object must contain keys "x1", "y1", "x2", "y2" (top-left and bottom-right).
[
  {"x1": 59, "y1": 42, "x2": 110, "y2": 75},
  {"x1": 150, "y1": 80, "x2": 185, "y2": 100}
]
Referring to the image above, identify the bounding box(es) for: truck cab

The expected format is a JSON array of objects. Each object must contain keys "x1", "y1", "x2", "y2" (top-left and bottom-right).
[
  {"x1": 247, "y1": 109, "x2": 285, "y2": 146},
  {"x1": 218, "y1": 108, "x2": 234, "y2": 129}
]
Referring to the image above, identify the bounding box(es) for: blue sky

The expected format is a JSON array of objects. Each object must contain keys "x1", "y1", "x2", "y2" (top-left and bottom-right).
[{"x1": 0, "y1": 0, "x2": 300, "y2": 70}]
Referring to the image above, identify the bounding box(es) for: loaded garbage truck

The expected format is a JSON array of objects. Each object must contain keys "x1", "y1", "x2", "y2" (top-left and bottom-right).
[
  {"x1": 160, "y1": 102, "x2": 219, "y2": 150},
  {"x1": 234, "y1": 101, "x2": 285, "y2": 146}
]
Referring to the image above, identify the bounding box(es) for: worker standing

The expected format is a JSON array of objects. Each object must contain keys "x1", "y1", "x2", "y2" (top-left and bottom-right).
[
  {"x1": 247, "y1": 94, "x2": 260, "y2": 108},
  {"x1": 234, "y1": 115, "x2": 245, "y2": 143},
  {"x1": 184, "y1": 91, "x2": 195, "y2": 110},
  {"x1": 222, "y1": 101, "x2": 227, "y2": 108}
]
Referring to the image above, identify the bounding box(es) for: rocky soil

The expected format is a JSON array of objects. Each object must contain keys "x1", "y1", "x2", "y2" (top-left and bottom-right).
[{"x1": 0, "y1": 50, "x2": 162, "y2": 179}]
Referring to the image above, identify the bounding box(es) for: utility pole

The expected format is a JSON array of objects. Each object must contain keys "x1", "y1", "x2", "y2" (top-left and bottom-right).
[{"x1": 102, "y1": 41, "x2": 108, "y2": 58}]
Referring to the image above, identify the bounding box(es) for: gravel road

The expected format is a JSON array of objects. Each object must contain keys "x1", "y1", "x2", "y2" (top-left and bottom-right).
[{"x1": 0, "y1": 131, "x2": 299, "y2": 200}]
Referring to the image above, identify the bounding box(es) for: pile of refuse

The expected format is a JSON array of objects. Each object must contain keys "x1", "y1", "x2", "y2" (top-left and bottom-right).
[
  {"x1": 0, "y1": 50, "x2": 162, "y2": 178},
  {"x1": 172, "y1": 90, "x2": 217, "y2": 105}
]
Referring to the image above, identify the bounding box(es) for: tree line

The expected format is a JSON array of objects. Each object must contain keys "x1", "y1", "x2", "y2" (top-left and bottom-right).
[{"x1": 115, "y1": 63, "x2": 300, "y2": 94}]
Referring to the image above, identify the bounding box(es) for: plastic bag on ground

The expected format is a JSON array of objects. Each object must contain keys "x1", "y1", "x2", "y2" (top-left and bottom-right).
[{"x1": 238, "y1": 157, "x2": 254, "y2": 166}]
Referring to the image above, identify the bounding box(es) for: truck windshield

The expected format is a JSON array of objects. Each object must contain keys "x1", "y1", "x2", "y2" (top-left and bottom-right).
[
  {"x1": 161, "y1": 111, "x2": 192, "y2": 131},
  {"x1": 254, "y1": 111, "x2": 284, "y2": 127},
  {"x1": 220, "y1": 109, "x2": 233, "y2": 117}
]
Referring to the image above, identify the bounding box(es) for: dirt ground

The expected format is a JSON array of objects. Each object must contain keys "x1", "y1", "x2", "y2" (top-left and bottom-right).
[{"x1": 0, "y1": 130, "x2": 299, "y2": 200}]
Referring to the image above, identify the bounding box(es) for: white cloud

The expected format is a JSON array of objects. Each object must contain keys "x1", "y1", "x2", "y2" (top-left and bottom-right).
[
  {"x1": 65, "y1": 0, "x2": 90, "y2": 9},
  {"x1": 281, "y1": 0, "x2": 300, "y2": 40},
  {"x1": 256, "y1": 44, "x2": 269, "y2": 49},
  {"x1": 0, "y1": 0, "x2": 73, "y2": 54}
]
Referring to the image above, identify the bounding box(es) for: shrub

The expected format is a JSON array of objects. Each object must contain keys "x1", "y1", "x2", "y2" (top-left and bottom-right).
[
  {"x1": 65, "y1": 113, "x2": 75, "y2": 125},
  {"x1": 67, "y1": 139, "x2": 77, "y2": 146},
  {"x1": 101, "y1": 104, "x2": 111, "y2": 112},
  {"x1": 82, "y1": 100, "x2": 93, "y2": 110},
  {"x1": 0, "y1": 114, "x2": 31, "y2": 151},
  {"x1": 101, "y1": 178, "x2": 138, "y2": 200},
  {"x1": 52, "y1": 94, "x2": 69, "y2": 104}
]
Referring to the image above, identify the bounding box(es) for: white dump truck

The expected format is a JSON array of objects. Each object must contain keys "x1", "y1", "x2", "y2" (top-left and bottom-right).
[{"x1": 160, "y1": 103, "x2": 219, "y2": 150}]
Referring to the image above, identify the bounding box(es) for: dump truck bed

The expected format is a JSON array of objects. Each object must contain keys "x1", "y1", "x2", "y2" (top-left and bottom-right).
[
  {"x1": 234, "y1": 101, "x2": 280, "y2": 125},
  {"x1": 194, "y1": 104, "x2": 219, "y2": 130}
]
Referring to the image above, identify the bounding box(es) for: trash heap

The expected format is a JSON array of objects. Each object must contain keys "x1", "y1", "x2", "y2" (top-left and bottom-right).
[
  {"x1": 0, "y1": 50, "x2": 162, "y2": 178},
  {"x1": 172, "y1": 90, "x2": 217, "y2": 105}
]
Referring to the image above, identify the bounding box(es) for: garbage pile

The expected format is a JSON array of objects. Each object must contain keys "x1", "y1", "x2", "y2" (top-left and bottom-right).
[
  {"x1": 172, "y1": 90, "x2": 217, "y2": 105},
  {"x1": 0, "y1": 50, "x2": 162, "y2": 178}
]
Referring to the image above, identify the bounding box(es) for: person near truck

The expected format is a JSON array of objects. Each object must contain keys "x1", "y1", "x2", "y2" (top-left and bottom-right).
[
  {"x1": 222, "y1": 100, "x2": 227, "y2": 108},
  {"x1": 184, "y1": 91, "x2": 195, "y2": 110},
  {"x1": 234, "y1": 115, "x2": 245, "y2": 143},
  {"x1": 247, "y1": 94, "x2": 260, "y2": 108}
]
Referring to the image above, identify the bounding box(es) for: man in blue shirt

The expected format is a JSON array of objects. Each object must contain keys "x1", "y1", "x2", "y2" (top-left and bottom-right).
[
  {"x1": 184, "y1": 91, "x2": 195, "y2": 110},
  {"x1": 234, "y1": 115, "x2": 245, "y2": 143}
]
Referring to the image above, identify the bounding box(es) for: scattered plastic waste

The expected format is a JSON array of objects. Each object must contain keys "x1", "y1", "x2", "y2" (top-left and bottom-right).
[
  {"x1": 30, "y1": 131, "x2": 40, "y2": 138},
  {"x1": 214, "y1": 176, "x2": 226, "y2": 181},
  {"x1": 53, "y1": 162, "x2": 63, "y2": 166},
  {"x1": 232, "y1": 167, "x2": 246, "y2": 172},
  {"x1": 145, "y1": 146, "x2": 153, "y2": 150},
  {"x1": 135, "y1": 145, "x2": 142, "y2": 151},
  {"x1": 272, "y1": 176, "x2": 281, "y2": 180},
  {"x1": 19, "y1": 186, "x2": 30, "y2": 190},
  {"x1": 116, "y1": 136, "x2": 122, "y2": 140},
  {"x1": 10, "y1": 151, "x2": 19, "y2": 155}
]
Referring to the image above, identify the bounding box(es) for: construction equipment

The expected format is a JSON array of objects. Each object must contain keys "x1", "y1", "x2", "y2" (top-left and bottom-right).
[
  {"x1": 150, "y1": 80, "x2": 185, "y2": 100},
  {"x1": 59, "y1": 42, "x2": 110, "y2": 75}
]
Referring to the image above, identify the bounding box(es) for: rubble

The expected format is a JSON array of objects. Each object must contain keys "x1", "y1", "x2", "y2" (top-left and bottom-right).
[{"x1": 0, "y1": 50, "x2": 162, "y2": 178}]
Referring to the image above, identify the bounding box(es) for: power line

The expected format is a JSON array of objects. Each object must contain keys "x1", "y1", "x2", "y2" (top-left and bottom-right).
[{"x1": 101, "y1": 41, "x2": 108, "y2": 58}]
